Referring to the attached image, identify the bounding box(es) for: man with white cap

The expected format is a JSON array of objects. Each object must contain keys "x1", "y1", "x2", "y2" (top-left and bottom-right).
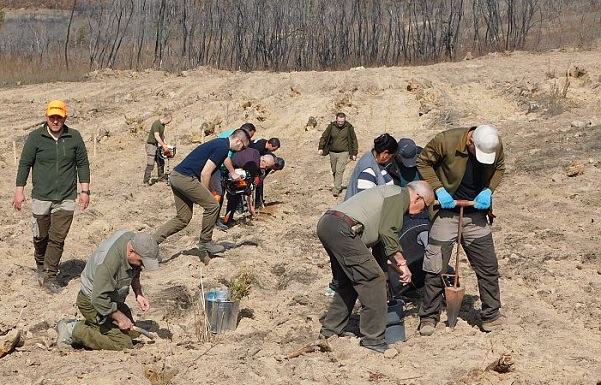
[
  {"x1": 416, "y1": 124, "x2": 505, "y2": 335},
  {"x1": 56, "y1": 231, "x2": 160, "y2": 350}
]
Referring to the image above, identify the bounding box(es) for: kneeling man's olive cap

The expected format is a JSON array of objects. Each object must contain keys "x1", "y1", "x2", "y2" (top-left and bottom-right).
[{"x1": 132, "y1": 233, "x2": 160, "y2": 271}]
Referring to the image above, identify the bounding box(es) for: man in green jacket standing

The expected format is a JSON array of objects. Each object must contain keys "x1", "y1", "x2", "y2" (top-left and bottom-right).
[
  {"x1": 56, "y1": 231, "x2": 160, "y2": 350},
  {"x1": 416, "y1": 124, "x2": 505, "y2": 335},
  {"x1": 13, "y1": 100, "x2": 90, "y2": 294},
  {"x1": 318, "y1": 181, "x2": 434, "y2": 353},
  {"x1": 143, "y1": 113, "x2": 172, "y2": 185},
  {"x1": 318, "y1": 112, "x2": 359, "y2": 197}
]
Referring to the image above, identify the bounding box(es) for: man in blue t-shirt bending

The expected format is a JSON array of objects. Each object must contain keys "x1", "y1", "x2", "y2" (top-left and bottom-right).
[{"x1": 153, "y1": 129, "x2": 250, "y2": 257}]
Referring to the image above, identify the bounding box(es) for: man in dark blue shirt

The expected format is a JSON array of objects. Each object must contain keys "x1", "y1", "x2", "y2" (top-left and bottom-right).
[{"x1": 153, "y1": 129, "x2": 250, "y2": 257}]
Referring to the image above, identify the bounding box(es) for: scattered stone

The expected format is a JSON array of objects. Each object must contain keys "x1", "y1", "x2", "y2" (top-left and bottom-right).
[
  {"x1": 201, "y1": 121, "x2": 214, "y2": 136},
  {"x1": 0, "y1": 329, "x2": 22, "y2": 358},
  {"x1": 486, "y1": 353, "x2": 515, "y2": 373},
  {"x1": 290, "y1": 294, "x2": 310, "y2": 306},
  {"x1": 527, "y1": 101, "x2": 541, "y2": 113},
  {"x1": 566, "y1": 160, "x2": 585, "y2": 177},
  {"x1": 570, "y1": 120, "x2": 587, "y2": 129},
  {"x1": 567, "y1": 65, "x2": 587, "y2": 78},
  {"x1": 305, "y1": 116, "x2": 317, "y2": 131},
  {"x1": 383, "y1": 347, "x2": 398, "y2": 358}
]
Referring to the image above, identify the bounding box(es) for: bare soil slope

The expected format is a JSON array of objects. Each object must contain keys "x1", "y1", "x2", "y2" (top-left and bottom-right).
[{"x1": 0, "y1": 47, "x2": 600, "y2": 385}]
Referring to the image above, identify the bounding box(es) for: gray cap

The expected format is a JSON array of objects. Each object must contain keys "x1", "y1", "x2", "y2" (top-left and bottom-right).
[
  {"x1": 131, "y1": 233, "x2": 160, "y2": 271},
  {"x1": 397, "y1": 138, "x2": 418, "y2": 167}
]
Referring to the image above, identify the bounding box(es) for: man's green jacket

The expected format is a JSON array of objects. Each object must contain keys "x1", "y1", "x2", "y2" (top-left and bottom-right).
[{"x1": 16, "y1": 124, "x2": 90, "y2": 201}]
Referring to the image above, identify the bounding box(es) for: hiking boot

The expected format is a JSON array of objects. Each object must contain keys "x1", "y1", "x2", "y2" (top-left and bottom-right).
[
  {"x1": 43, "y1": 279, "x2": 63, "y2": 294},
  {"x1": 320, "y1": 329, "x2": 356, "y2": 339},
  {"x1": 56, "y1": 318, "x2": 77, "y2": 348},
  {"x1": 215, "y1": 218, "x2": 229, "y2": 232},
  {"x1": 198, "y1": 241, "x2": 225, "y2": 256},
  {"x1": 481, "y1": 314, "x2": 506, "y2": 332},
  {"x1": 360, "y1": 340, "x2": 389, "y2": 354},
  {"x1": 419, "y1": 321, "x2": 436, "y2": 336},
  {"x1": 35, "y1": 265, "x2": 44, "y2": 286}
]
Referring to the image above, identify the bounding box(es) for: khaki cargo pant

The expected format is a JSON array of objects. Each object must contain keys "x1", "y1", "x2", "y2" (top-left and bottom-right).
[
  {"x1": 329, "y1": 151, "x2": 349, "y2": 193},
  {"x1": 418, "y1": 209, "x2": 501, "y2": 324},
  {"x1": 153, "y1": 170, "x2": 220, "y2": 244},
  {"x1": 31, "y1": 199, "x2": 75, "y2": 281}
]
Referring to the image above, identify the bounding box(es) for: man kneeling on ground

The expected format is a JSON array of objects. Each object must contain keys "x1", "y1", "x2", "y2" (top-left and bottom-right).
[{"x1": 56, "y1": 231, "x2": 160, "y2": 350}]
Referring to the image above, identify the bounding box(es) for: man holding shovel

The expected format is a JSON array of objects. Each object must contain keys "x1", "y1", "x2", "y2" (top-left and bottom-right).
[
  {"x1": 318, "y1": 181, "x2": 434, "y2": 353},
  {"x1": 56, "y1": 231, "x2": 160, "y2": 350},
  {"x1": 416, "y1": 124, "x2": 505, "y2": 335}
]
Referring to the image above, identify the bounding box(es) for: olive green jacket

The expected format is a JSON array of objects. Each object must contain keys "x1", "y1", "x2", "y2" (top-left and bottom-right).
[
  {"x1": 318, "y1": 121, "x2": 358, "y2": 157},
  {"x1": 16, "y1": 124, "x2": 90, "y2": 201},
  {"x1": 80, "y1": 231, "x2": 140, "y2": 322},
  {"x1": 416, "y1": 126, "x2": 505, "y2": 195},
  {"x1": 336, "y1": 185, "x2": 409, "y2": 257}
]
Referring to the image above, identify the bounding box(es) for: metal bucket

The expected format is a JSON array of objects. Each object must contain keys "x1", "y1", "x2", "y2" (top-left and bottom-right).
[
  {"x1": 385, "y1": 299, "x2": 406, "y2": 344},
  {"x1": 204, "y1": 293, "x2": 240, "y2": 334}
]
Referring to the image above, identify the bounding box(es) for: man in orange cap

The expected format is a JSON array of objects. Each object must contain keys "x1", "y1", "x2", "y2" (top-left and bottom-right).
[{"x1": 13, "y1": 100, "x2": 91, "y2": 294}]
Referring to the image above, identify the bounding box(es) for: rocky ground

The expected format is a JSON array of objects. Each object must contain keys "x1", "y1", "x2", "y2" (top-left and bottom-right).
[{"x1": 0, "y1": 46, "x2": 600, "y2": 385}]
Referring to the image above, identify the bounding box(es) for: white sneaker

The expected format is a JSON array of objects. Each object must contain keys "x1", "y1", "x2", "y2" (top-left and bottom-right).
[{"x1": 56, "y1": 319, "x2": 77, "y2": 348}]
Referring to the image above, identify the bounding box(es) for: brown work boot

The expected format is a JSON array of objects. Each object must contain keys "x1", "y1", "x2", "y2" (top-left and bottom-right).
[{"x1": 481, "y1": 314, "x2": 506, "y2": 332}]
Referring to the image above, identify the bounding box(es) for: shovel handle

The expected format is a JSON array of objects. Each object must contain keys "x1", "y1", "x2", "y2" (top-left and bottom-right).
[
  {"x1": 132, "y1": 325, "x2": 155, "y2": 340},
  {"x1": 433, "y1": 200, "x2": 474, "y2": 208},
  {"x1": 387, "y1": 259, "x2": 404, "y2": 275}
]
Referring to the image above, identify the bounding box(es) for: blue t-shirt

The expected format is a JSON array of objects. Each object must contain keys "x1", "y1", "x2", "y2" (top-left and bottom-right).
[
  {"x1": 174, "y1": 138, "x2": 229, "y2": 179},
  {"x1": 217, "y1": 129, "x2": 236, "y2": 169}
]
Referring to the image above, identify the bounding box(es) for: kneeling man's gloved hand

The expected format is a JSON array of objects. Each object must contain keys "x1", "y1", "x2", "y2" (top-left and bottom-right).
[
  {"x1": 436, "y1": 188, "x2": 456, "y2": 209},
  {"x1": 474, "y1": 188, "x2": 492, "y2": 209}
]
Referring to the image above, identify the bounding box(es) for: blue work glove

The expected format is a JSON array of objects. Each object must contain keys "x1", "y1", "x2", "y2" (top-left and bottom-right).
[
  {"x1": 474, "y1": 188, "x2": 492, "y2": 210},
  {"x1": 436, "y1": 188, "x2": 456, "y2": 209}
]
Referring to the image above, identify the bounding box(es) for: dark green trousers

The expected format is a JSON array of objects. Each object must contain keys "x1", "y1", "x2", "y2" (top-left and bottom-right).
[{"x1": 71, "y1": 291, "x2": 139, "y2": 350}]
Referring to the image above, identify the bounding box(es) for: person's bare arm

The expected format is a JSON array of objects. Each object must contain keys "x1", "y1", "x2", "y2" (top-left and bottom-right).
[
  {"x1": 154, "y1": 131, "x2": 168, "y2": 147},
  {"x1": 200, "y1": 160, "x2": 217, "y2": 188},
  {"x1": 131, "y1": 275, "x2": 150, "y2": 311},
  {"x1": 223, "y1": 157, "x2": 239, "y2": 180}
]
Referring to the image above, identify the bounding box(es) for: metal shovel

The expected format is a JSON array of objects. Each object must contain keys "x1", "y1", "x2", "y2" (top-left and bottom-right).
[{"x1": 441, "y1": 200, "x2": 471, "y2": 328}]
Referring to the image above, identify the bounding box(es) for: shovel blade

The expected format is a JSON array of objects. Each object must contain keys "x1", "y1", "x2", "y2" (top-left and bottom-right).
[{"x1": 445, "y1": 286, "x2": 465, "y2": 328}]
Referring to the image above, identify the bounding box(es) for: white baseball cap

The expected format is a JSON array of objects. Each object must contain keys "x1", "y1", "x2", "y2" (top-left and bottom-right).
[{"x1": 472, "y1": 125, "x2": 499, "y2": 164}]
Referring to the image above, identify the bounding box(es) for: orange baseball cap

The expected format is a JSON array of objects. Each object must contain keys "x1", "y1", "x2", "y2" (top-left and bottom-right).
[{"x1": 46, "y1": 100, "x2": 67, "y2": 118}]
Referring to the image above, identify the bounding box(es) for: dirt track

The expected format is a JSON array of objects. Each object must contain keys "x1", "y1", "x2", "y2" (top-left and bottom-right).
[{"x1": 0, "y1": 47, "x2": 600, "y2": 384}]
